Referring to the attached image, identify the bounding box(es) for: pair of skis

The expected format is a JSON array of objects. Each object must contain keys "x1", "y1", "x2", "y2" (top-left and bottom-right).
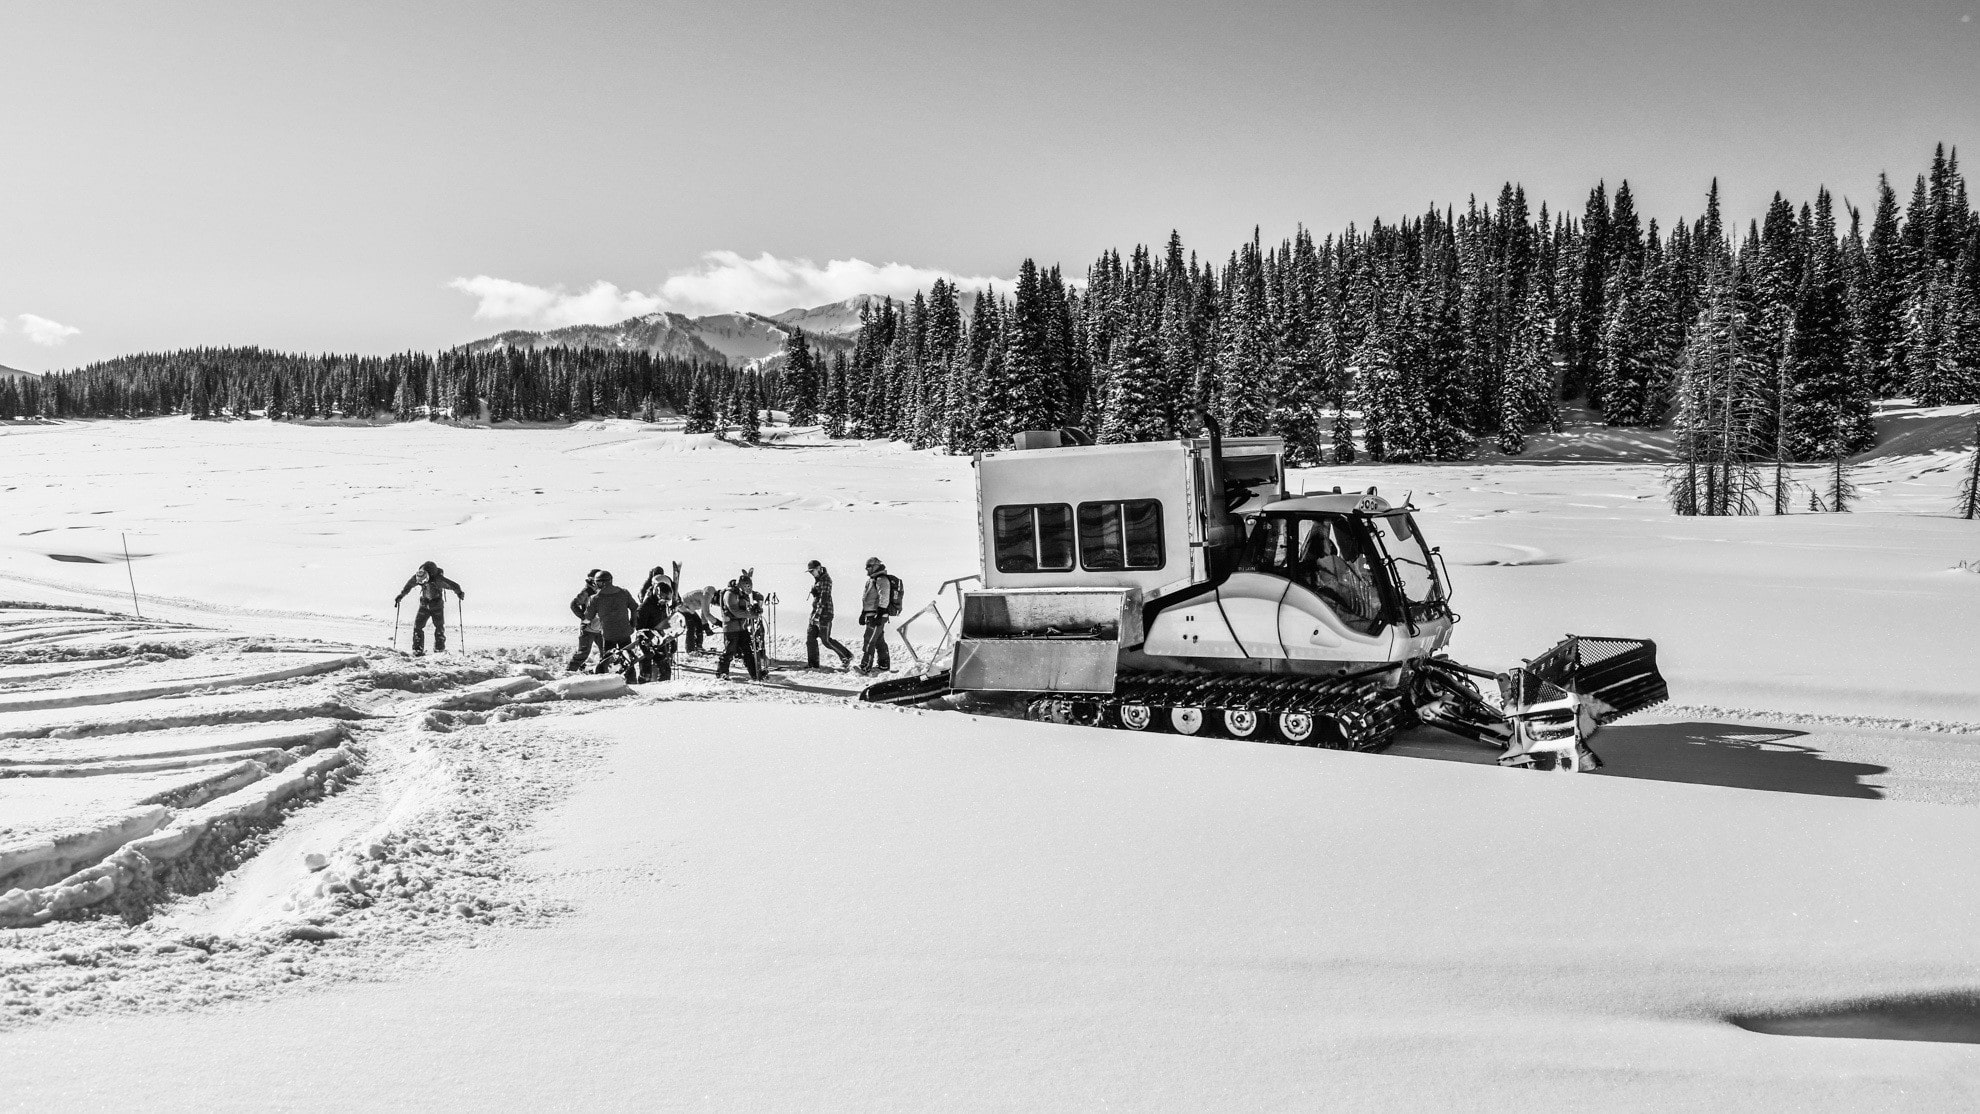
[{"x1": 391, "y1": 596, "x2": 466, "y2": 655}]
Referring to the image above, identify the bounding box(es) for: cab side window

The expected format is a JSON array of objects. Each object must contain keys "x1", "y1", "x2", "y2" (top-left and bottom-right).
[
  {"x1": 1077, "y1": 499, "x2": 1165, "y2": 571},
  {"x1": 993, "y1": 504, "x2": 1075, "y2": 572}
]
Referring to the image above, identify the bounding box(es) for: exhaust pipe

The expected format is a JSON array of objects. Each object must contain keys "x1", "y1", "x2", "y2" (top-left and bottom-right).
[{"x1": 1196, "y1": 409, "x2": 1246, "y2": 554}]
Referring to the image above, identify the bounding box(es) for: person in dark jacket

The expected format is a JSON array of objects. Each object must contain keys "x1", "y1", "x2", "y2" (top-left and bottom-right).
[
  {"x1": 566, "y1": 569, "x2": 602, "y2": 672},
  {"x1": 582, "y1": 570, "x2": 639, "y2": 666},
  {"x1": 715, "y1": 572, "x2": 765, "y2": 681},
  {"x1": 636, "y1": 565, "x2": 676, "y2": 632},
  {"x1": 857, "y1": 557, "x2": 893, "y2": 674},
  {"x1": 395, "y1": 561, "x2": 464, "y2": 656},
  {"x1": 804, "y1": 560, "x2": 853, "y2": 671}
]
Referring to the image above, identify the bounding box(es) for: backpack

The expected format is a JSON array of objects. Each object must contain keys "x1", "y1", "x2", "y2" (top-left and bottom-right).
[{"x1": 884, "y1": 573, "x2": 905, "y2": 617}]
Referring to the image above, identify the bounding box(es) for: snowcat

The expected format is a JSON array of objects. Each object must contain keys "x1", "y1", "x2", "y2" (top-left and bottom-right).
[{"x1": 861, "y1": 420, "x2": 1668, "y2": 771}]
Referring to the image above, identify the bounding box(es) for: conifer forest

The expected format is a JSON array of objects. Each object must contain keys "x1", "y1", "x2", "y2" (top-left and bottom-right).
[{"x1": 8, "y1": 146, "x2": 1976, "y2": 518}]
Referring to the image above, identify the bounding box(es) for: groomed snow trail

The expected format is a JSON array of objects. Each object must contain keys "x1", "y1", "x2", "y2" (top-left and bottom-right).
[{"x1": 3, "y1": 700, "x2": 1977, "y2": 1110}]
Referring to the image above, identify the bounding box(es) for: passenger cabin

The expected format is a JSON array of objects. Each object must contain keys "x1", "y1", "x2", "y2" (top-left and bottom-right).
[{"x1": 974, "y1": 434, "x2": 1286, "y2": 595}]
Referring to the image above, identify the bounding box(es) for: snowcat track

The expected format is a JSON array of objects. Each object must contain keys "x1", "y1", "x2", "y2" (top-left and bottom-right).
[{"x1": 1023, "y1": 669, "x2": 1411, "y2": 751}]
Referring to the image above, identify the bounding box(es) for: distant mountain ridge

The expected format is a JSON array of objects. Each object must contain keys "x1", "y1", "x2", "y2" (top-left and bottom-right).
[
  {"x1": 0, "y1": 363, "x2": 36, "y2": 380},
  {"x1": 457, "y1": 295, "x2": 890, "y2": 369}
]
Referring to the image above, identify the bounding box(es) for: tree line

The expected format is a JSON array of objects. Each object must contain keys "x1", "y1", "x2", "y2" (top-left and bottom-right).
[
  {"x1": 9, "y1": 146, "x2": 1975, "y2": 517},
  {"x1": 0, "y1": 346, "x2": 759, "y2": 426}
]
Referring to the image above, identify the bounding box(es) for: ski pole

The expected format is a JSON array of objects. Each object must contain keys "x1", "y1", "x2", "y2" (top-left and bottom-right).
[
  {"x1": 393, "y1": 600, "x2": 402, "y2": 652},
  {"x1": 458, "y1": 598, "x2": 466, "y2": 653}
]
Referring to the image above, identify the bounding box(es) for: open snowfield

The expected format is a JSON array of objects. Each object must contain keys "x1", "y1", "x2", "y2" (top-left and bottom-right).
[{"x1": 3, "y1": 409, "x2": 1980, "y2": 1108}]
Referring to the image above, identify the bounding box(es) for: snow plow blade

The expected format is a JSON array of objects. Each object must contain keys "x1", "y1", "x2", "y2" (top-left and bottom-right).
[
  {"x1": 859, "y1": 670, "x2": 953, "y2": 707},
  {"x1": 1505, "y1": 636, "x2": 1667, "y2": 723}
]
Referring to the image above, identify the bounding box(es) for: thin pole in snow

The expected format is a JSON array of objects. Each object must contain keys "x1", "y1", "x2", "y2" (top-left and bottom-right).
[{"x1": 121, "y1": 533, "x2": 143, "y2": 619}]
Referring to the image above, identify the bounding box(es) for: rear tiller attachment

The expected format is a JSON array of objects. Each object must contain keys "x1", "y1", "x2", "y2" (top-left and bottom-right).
[{"x1": 1417, "y1": 635, "x2": 1667, "y2": 772}]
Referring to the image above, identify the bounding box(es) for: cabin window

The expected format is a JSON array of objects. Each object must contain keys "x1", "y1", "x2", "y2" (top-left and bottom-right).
[
  {"x1": 1077, "y1": 500, "x2": 1165, "y2": 570},
  {"x1": 992, "y1": 504, "x2": 1075, "y2": 573}
]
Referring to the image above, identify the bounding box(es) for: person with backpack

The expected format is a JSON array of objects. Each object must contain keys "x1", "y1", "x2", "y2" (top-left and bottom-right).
[
  {"x1": 582, "y1": 570, "x2": 639, "y2": 668},
  {"x1": 857, "y1": 557, "x2": 901, "y2": 674},
  {"x1": 716, "y1": 571, "x2": 766, "y2": 681},
  {"x1": 566, "y1": 568, "x2": 603, "y2": 672},
  {"x1": 804, "y1": 560, "x2": 854, "y2": 671},
  {"x1": 394, "y1": 561, "x2": 464, "y2": 657}
]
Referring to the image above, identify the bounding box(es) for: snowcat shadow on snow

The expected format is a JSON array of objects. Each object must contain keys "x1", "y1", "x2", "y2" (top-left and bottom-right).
[{"x1": 861, "y1": 419, "x2": 1667, "y2": 772}]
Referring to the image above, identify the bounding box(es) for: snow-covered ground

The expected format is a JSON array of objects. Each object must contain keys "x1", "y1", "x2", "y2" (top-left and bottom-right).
[{"x1": 2, "y1": 407, "x2": 1979, "y2": 1107}]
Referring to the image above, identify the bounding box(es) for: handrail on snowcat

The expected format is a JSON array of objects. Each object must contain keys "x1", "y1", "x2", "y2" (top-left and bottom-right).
[{"x1": 895, "y1": 574, "x2": 981, "y2": 674}]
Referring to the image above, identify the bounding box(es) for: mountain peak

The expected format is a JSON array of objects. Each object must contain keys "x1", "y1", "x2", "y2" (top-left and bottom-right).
[{"x1": 457, "y1": 298, "x2": 870, "y2": 368}]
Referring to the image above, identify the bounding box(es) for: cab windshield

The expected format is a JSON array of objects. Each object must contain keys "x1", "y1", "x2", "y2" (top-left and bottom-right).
[
  {"x1": 1366, "y1": 512, "x2": 1445, "y2": 622},
  {"x1": 1239, "y1": 513, "x2": 1385, "y2": 633}
]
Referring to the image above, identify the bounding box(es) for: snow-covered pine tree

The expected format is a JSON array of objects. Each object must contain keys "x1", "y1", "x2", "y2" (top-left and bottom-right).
[
  {"x1": 919, "y1": 280, "x2": 961, "y2": 449},
  {"x1": 1784, "y1": 190, "x2": 1873, "y2": 460},
  {"x1": 973, "y1": 293, "x2": 1015, "y2": 452},
  {"x1": 780, "y1": 328, "x2": 819, "y2": 426},
  {"x1": 1824, "y1": 453, "x2": 1857, "y2": 512},
  {"x1": 944, "y1": 286, "x2": 990, "y2": 454},
  {"x1": 682, "y1": 376, "x2": 714, "y2": 434},
  {"x1": 742, "y1": 374, "x2": 763, "y2": 444},
  {"x1": 1959, "y1": 422, "x2": 1980, "y2": 519},
  {"x1": 1212, "y1": 241, "x2": 1272, "y2": 437},
  {"x1": 1004, "y1": 260, "x2": 1060, "y2": 437},
  {"x1": 1097, "y1": 288, "x2": 1167, "y2": 444},
  {"x1": 1668, "y1": 269, "x2": 1766, "y2": 515},
  {"x1": 1498, "y1": 286, "x2": 1556, "y2": 454}
]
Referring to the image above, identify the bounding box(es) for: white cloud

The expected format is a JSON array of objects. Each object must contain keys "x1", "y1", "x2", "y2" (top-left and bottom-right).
[
  {"x1": 449, "y1": 252, "x2": 1007, "y2": 328},
  {"x1": 447, "y1": 276, "x2": 661, "y2": 329},
  {"x1": 17, "y1": 314, "x2": 79, "y2": 346}
]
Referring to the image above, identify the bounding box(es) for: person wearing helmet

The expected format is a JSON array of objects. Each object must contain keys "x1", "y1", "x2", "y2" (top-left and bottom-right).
[
  {"x1": 394, "y1": 560, "x2": 464, "y2": 657},
  {"x1": 566, "y1": 568, "x2": 603, "y2": 672},
  {"x1": 856, "y1": 557, "x2": 892, "y2": 674},
  {"x1": 804, "y1": 560, "x2": 854, "y2": 671},
  {"x1": 716, "y1": 571, "x2": 765, "y2": 681}
]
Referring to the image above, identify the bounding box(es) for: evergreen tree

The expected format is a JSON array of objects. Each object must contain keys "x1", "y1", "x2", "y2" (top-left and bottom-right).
[
  {"x1": 781, "y1": 328, "x2": 819, "y2": 425},
  {"x1": 1498, "y1": 286, "x2": 1557, "y2": 453},
  {"x1": 1783, "y1": 189, "x2": 1873, "y2": 459},
  {"x1": 1004, "y1": 260, "x2": 1061, "y2": 435},
  {"x1": 683, "y1": 376, "x2": 716, "y2": 434},
  {"x1": 1668, "y1": 270, "x2": 1766, "y2": 515},
  {"x1": 1959, "y1": 422, "x2": 1980, "y2": 520}
]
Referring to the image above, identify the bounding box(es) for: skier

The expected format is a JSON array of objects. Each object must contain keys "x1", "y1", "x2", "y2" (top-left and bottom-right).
[
  {"x1": 804, "y1": 560, "x2": 854, "y2": 671},
  {"x1": 857, "y1": 556, "x2": 896, "y2": 674},
  {"x1": 566, "y1": 568, "x2": 602, "y2": 672},
  {"x1": 394, "y1": 561, "x2": 464, "y2": 657},
  {"x1": 582, "y1": 570, "x2": 639, "y2": 668},
  {"x1": 636, "y1": 565, "x2": 676, "y2": 632},
  {"x1": 715, "y1": 572, "x2": 765, "y2": 681},
  {"x1": 676, "y1": 584, "x2": 716, "y2": 654}
]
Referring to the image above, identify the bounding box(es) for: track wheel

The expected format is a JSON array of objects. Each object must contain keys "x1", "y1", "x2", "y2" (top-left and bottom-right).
[
  {"x1": 1117, "y1": 700, "x2": 1157, "y2": 732},
  {"x1": 1220, "y1": 708, "x2": 1261, "y2": 738},
  {"x1": 1276, "y1": 710, "x2": 1316, "y2": 745},
  {"x1": 1169, "y1": 706, "x2": 1205, "y2": 735}
]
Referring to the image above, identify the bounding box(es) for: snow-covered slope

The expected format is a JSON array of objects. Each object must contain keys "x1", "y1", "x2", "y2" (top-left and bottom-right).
[{"x1": 5, "y1": 701, "x2": 1980, "y2": 1108}]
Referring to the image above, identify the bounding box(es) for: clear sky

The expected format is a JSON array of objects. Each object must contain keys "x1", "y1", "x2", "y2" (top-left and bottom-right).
[{"x1": 1, "y1": 0, "x2": 1974, "y2": 370}]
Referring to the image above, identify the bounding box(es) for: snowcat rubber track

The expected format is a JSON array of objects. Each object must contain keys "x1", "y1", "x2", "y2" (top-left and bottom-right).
[{"x1": 1023, "y1": 669, "x2": 1411, "y2": 751}]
